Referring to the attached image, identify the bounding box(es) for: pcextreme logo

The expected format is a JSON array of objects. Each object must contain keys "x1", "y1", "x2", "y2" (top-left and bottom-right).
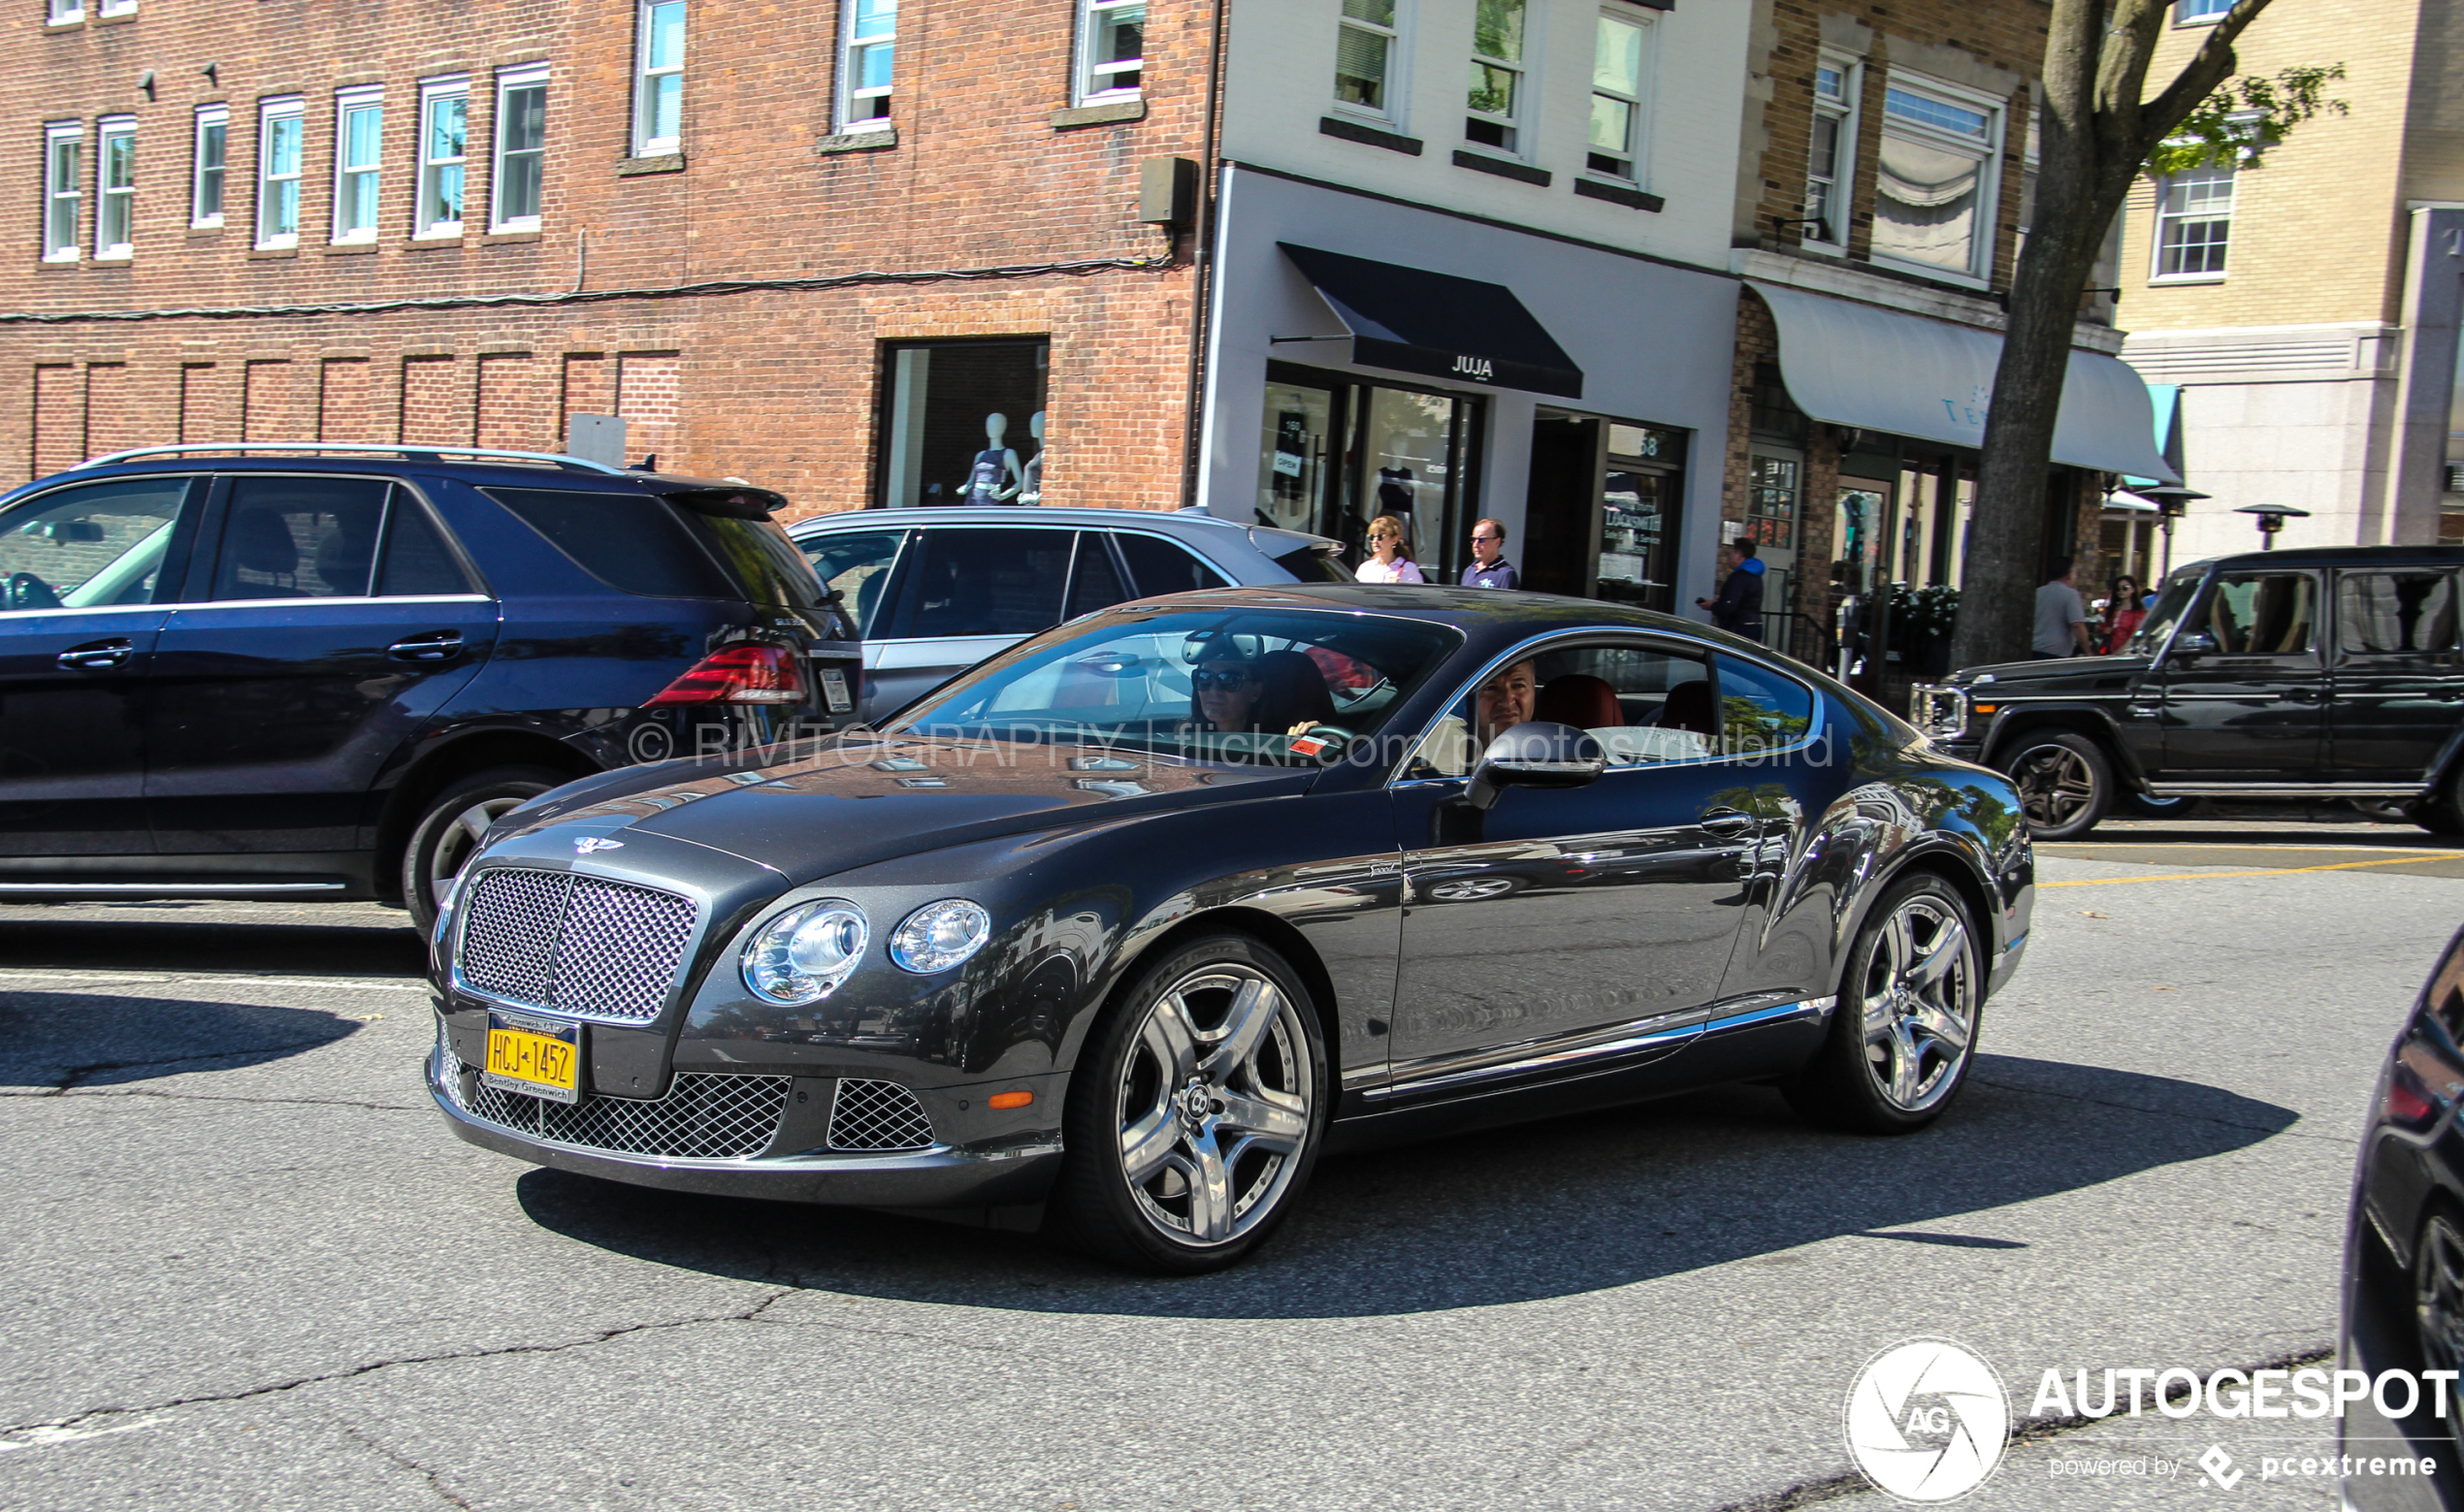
[{"x1": 1845, "y1": 1337, "x2": 2011, "y2": 1503}]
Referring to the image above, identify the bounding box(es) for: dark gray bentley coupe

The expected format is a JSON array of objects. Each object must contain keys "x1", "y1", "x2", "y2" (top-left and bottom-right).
[{"x1": 428, "y1": 585, "x2": 2035, "y2": 1272}]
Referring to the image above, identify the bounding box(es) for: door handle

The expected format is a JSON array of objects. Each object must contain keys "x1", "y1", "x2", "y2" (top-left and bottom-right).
[
  {"x1": 1700, "y1": 808, "x2": 1757, "y2": 837},
  {"x1": 2283, "y1": 687, "x2": 2324, "y2": 703},
  {"x1": 56, "y1": 637, "x2": 132, "y2": 670},
  {"x1": 388, "y1": 630, "x2": 465, "y2": 662}
]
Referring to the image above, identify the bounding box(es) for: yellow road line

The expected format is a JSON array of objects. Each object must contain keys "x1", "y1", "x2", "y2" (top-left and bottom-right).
[
  {"x1": 2042, "y1": 854, "x2": 2464, "y2": 887},
  {"x1": 2055, "y1": 842, "x2": 2450, "y2": 855}
]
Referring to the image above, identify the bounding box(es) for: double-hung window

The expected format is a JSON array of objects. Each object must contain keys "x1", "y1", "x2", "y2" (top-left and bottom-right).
[
  {"x1": 2175, "y1": 0, "x2": 2233, "y2": 20},
  {"x1": 1076, "y1": 0, "x2": 1144, "y2": 102},
  {"x1": 416, "y1": 79, "x2": 469, "y2": 238},
  {"x1": 191, "y1": 105, "x2": 227, "y2": 228},
  {"x1": 1334, "y1": 0, "x2": 1402, "y2": 121},
  {"x1": 1586, "y1": 6, "x2": 1653, "y2": 181},
  {"x1": 1802, "y1": 55, "x2": 1858, "y2": 248},
  {"x1": 1871, "y1": 74, "x2": 2000, "y2": 284},
  {"x1": 98, "y1": 0, "x2": 134, "y2": 14},
  {"x1": 47, "y1": 0, "x2": 82, "y2": 22},
  {"x1": 332, "y1": 86, "x2": 382, "y2": 243},
  {"x1": 43, "y1": 122, "x2": 81, "y2": 261},
  {"x1": 842, "y1": 0, "x2": 895, "y2": 127},
  {"x1": 2155, "y1": 165, "x2": 2234, "y2": 278},
  {"x1": 94, "y1": 117, "x2": 134, "y2": 259},
  {"x1": 1465, "y1": 0, "x2": 1526, "y2": 154},
  {"x1": 492, "y1": 66, "x2": 547, "y2": 232},
  {"x1": 255, "y1": 98, "x2": 304, "y2": 248},
  {"x1": 633, "y1": 2, "x2": 683, "y2": 156}
]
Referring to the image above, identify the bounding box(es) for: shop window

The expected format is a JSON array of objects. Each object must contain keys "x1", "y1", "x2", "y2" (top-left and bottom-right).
[
  {"x1": 1599, "y1": 423, "x2": 1683, "y2": 613},
  {"x1": 1253, "y1": 364, "x2": 1481, "y2": 583},
  {"x1": 1465, "y1": 0, "x2": 1525, "y2": 153},
  {"x1": 1586, "y1": 7, "x2": 1653, "y2": 182},
  {"x1": 874, "y1": 338, "x2": 1048, "y2": 508},
  {"x1": 1873, "y1": 73, "x2": 2001, "y2": 284},
  {"x1": 1335, "y1": 0, "x2": 1402, "y2": 122},
  {"x1": 1077, "y1": 0, "x2": 1144, "y2": 102},
  {"x1": 634, "y1": 1, "x2": 685, "y2": 155},
  {"x1": 1804, "y1": 56, "x2": 1857, "y2": 249},
  {"x1": 191, "y1": 107, "x2": 226, "y2": 229}
]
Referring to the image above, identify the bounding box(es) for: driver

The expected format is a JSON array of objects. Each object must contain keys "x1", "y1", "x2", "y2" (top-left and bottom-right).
[
  {"x1": 1475, "y1": 659, "x2": 1537, "y2": 747},
  {"x1": 1190, "y1": 651, "x2": 1265, "y2": 732}
]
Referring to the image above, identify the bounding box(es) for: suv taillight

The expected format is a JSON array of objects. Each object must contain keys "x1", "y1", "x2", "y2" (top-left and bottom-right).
[{"x1": 644, "y1": 644, "x2": 808, "y2": 705}]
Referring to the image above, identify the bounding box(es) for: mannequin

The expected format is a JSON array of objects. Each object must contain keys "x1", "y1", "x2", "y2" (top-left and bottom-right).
[
  {"x1": 957, "y1": 412, "x2": 1027, "y2": 506},
  {"x1": 1016, "y1": 410, "x2": 1045, "y2": 504}
]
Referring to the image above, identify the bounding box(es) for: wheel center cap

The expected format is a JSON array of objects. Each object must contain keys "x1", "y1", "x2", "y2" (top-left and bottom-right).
[{"x1": 1175, "y1": 1077, "x2": 1214, "y2": 1129}]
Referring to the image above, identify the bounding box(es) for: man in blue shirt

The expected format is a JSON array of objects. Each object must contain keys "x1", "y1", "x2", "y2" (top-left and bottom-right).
[
  {"x1": 1697, "y1": 537, "x2": 1766, "y2": 637},
  {"x1": 1460, "y1": 518, "x2": 1519, "y2": 589}
]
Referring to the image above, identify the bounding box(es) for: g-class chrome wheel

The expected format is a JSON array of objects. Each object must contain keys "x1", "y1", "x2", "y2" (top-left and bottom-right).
[
  {"x1": 1857, "y1": 893, "x2": 1976, "y2": 1113},
  {"x1": 2012, "y1": 745, "x2": 2095, "y2": 829},
  {"x1": 1113, "y1": 963, "x2": 1314, "y2": 1246}
]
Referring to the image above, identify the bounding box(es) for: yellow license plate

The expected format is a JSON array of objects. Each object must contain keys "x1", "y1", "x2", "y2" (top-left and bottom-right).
[{"x1": 482, "y1": 1013, "x2": 581, "y2": 1105}]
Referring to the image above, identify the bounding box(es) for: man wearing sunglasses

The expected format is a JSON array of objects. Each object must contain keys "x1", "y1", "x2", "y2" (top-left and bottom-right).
[{"x1": 1460, "y1": 519, "x2": 1519, "y2": 590}]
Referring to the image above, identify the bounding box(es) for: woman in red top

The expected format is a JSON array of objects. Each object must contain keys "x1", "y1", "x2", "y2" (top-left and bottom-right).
[{"x1": 2103, "y1": 575, "x2": 2146, "y2": 654}]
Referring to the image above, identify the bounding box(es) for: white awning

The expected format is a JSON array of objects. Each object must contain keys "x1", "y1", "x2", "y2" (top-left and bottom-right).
[{"x1": 1748, "y1": 281, "x2": 2183, "y2": 483}]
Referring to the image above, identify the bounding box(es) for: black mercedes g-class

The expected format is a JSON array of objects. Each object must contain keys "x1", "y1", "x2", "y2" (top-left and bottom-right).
[{"x1": 1912, "y1": 545, "x2": 2464, "y2": 838}]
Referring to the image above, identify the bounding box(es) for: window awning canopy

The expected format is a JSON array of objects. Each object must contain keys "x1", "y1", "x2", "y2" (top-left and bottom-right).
[
  {"x1": 1748, "y1": 280, "x2": 2182, "y2": 483},
  {"x1": 1281, "y1": 242, "x2": 1585, "y2": 400}
]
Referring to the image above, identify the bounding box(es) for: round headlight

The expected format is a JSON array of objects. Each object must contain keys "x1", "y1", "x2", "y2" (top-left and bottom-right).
[
  {"x1": 889, "y1": 899, "x2": 992, "y2": 975},
  {"x1": 742, "y1": 900, "x2": 868, "y2": 1005}
]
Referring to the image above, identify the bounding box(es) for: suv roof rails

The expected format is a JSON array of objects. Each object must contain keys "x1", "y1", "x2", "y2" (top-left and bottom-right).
[{"x1": 74, "y1": 442, "x2": 632, "y2": 476}]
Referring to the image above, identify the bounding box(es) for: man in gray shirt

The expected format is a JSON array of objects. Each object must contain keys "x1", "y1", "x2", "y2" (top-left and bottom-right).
[{"x1": 2032, "y1": 557, "x2": 2091, "y2": 659}]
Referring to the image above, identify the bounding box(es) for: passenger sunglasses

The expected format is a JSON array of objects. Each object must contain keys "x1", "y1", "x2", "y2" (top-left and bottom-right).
[{"x1": 1192, "y1": 670, "x2": 1255, "y2": 691}]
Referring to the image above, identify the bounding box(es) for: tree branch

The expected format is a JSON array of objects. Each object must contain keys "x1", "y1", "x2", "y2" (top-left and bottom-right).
[{"x1": 2141, "y1": 0, "x2": 2276, "y2": 146}]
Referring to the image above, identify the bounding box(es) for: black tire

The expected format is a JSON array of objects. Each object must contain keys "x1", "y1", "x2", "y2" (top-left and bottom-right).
[
  {"x1": 2004, "y1": 730, "x2": 2113, "y2": 840},
  {"x1": 2413, "y1": 770, "x2": 2464, "y2": 835},
  {"x1": 1784, "y1": 873, "x2": 1982, "y2": 1136},
  {"x1": 1045, "y1": 931, "x2": 1327, "y2": 1274},
  {"x1": 400, "y1": 766, "x2": 566, "y2": 931}
]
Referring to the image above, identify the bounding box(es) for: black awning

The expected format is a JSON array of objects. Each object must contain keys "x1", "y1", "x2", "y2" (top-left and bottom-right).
[{"x1": 1279, "y1": 242, "x2": 1584, "y2": 400}]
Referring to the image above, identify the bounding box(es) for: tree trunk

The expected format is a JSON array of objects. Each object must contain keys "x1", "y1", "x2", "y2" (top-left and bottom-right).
[{"x1": 1945, "y1": 0, "x2": 2268, "y2": 671}]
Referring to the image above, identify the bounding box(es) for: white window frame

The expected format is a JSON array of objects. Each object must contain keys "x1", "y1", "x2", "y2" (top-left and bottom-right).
[
  {"x1": 632, "y1": 1, "x2": 684, "y2": 157},
  {"x1": 97, "y1": 0, "x2": 135, "y2": 15},
  {"x1": 190, "y1": 105, "x2": 227, "y2": 229},
  {"x1": 839, "y1": 0, "x2": 895, "y2": 129},
  {"x1": 1464, "y1": 0, "x2": 1534, "y2": 159},
  {"x1": 1870, "y1": 70, "x2": 2003, "y2": 289},
  {"x1": 94, "y1": 115, "x2": 134, "y2": 259},
  {"x1": 330, "y1": 85, "x2": 383, "y2": 244},
  {"x1": 47, "y1": 0, "x2": 83, "y2": 23},
  {"x1": 254, "y1": 97, "x2": 304, "y2": 249},
  {"x1": 490, "y1": 65, "x2": 548, "y2": 233},
  {"x1": 2151, "y1": 163, "x2": 2235, "y2": 282},
  {"x1": 1582, "y1": 4, "x2": 1656, "y2": 185},
  {"x1": 2174, "y1": 0, "x2": 2233, "y2": 22},
  {"x1": 42, "y1": 121, "x2": 81, "y2": 262},
  {"x1": 1075, "y1": 0, "x2": 1145, "y2": 104},
  {"x1": 1332, "y1": 0, "x2": 1408, "y2": 127},
  {"x1": 414, "y1": 77, "x2": 470, "y2": 240},
  {"x1": 1800, "y1": 51, "x2": 1859, "y2": 253}
]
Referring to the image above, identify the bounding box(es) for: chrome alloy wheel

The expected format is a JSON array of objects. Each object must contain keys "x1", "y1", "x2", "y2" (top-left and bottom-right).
[
  {"x1": 2012, "y1": 744, "x2": 2095, "y2": 830},
  {"x1": 1857, "y1": 894, "x2": 1976, "y2": 1113},
  {"x1": 1113, "y1": 963, "x2": 1314, "y2": 1246},
  {"x1": 427, "y1": 796, "x2": 529, "y2": 908},
  {"x1": 2418, "y1": 1212, "x2": 2464, "y2": 1413}
]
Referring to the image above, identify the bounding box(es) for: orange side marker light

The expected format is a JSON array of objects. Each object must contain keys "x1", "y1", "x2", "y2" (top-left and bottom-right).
[{"x1": 988, "y1": 1090, "x2": 1034, "y2": 1110}]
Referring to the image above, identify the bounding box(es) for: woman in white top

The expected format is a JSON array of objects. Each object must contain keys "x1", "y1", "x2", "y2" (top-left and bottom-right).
[{"x1": 1353, "y1": 514, "x2": 1426, "y2": 584}]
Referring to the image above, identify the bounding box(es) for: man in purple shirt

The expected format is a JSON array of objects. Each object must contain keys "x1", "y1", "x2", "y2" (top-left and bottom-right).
[{"x1": 1460, "y1": 518, "x2": 1519, "y2": 589}]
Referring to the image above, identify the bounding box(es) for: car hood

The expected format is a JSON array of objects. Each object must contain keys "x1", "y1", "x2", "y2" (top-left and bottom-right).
[
  {"x1": 494, "y1": 735, "x2": 1311, "y2": 881},
  {"x1": 1950, "y1": 654, "x2": 2153, "y2": 690}
]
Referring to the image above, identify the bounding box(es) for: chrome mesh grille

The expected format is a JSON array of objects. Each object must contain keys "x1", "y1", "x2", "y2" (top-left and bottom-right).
[
  {"x1": 458, "y1": 867, "x2": 697, "y2": 1022},
  {"x1": 451, "y1": 1070, "x2": 790, "y2": 1159},
  {"x1": 827, "y1": 1078, "x2": 936, "y2": 1150}
]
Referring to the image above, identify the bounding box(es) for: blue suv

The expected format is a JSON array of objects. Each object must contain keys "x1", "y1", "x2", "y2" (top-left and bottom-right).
[{"x1": 0, "y1": 444, "x2": 860, "y2": 926}]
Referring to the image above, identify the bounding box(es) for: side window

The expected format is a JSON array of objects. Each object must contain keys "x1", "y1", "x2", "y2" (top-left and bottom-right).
[
  {"x1": 1404, "y1": 642, "x2": 1715, "y2": 779},
  {"x1": 2201, "y1": 571, "x2": 2318, "y2": 656},
  {"x1": 1714, "y1": 654, "x2": 1817, "y2": 756},
  {"x1": 0, "y1": 476, "x2": 193, "y2": 611},
  {"x1": 897, "y1": 529, "x2": 1073, "y2": 639},
  {"x1": 211, "y1": 476, "x2": 389, "y2": 600},
  {"x1": 2337, "y1": 571, "x2": 2457, "y2": 656},
  {"x1": 1066, "y1": 531, "x2": 1133, "y2": 618},
  {"x1": 377, "y1": 495, "x2": 476, "y2": 596},
  {"x1": 483, "y1": 487, "x2": 734, "y2": 599},
  {"x1": 1117, "y1": 532, "x2": 1231, "y2": 596},
  {"x1": 802, "y1": 528, "x2": 907, "y2": 634}
]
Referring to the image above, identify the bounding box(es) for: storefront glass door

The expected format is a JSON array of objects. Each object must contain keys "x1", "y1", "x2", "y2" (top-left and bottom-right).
[{"x1": 1252, "y1": 363, "x2": 1483, "y2": 580}]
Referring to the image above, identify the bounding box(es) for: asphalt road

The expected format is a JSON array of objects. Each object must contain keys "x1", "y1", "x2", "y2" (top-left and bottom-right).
[{"x1": 1, "y1": 820, "x2": 2457, "y2": 1511}]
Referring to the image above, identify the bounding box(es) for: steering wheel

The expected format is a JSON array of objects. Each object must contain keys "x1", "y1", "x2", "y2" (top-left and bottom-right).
[{"x1": 7, "y1": 571, "x2": 60, "y2": 611}]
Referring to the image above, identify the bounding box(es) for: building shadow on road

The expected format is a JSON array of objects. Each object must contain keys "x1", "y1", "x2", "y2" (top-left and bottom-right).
[
  {"x1": 512, "y1": 1053, "x2": 2297, "y2": 1318},
  {"x1": 0, "y1": 989, "x2": 364, "y2": 1092},
  {"x1": 0, "y1": 916, "x2": 429, "y2": 979}
]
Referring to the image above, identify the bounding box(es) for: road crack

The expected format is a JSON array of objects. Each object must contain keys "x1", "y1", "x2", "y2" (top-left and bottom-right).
[
  {"x1": 340, "y1": 1424, "x2": 476, "y2": 1510},
  {"x1": 0, "y1": 1289, "x2": 796, "y2": 1443}
]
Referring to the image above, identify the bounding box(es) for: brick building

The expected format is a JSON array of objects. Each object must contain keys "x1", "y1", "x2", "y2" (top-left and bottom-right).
[{"x1": 3, "y1": 0, "x2": 1203, "y2": 514}]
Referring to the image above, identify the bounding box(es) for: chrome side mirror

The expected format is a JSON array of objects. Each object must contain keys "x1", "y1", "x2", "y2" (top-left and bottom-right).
[
  {"x1": 1467, "y1": 722, "x2": 1607, "y2": 811},
  {"x1": 2170, "y1": 629, "x2": 2220, "y2": 659}
]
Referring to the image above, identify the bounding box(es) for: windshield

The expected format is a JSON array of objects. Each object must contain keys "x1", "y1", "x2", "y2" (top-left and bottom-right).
[
  {"x1": 2129, "y1": 570, "x2": 2203, "y2": 654},
  {"x1": 886, "y1": 606, "x2": 1462, "y2": 766}
]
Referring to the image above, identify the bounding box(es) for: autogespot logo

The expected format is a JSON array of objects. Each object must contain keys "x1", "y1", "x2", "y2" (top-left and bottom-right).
[{"x1": 1845, "y1": 1337, "x2": 2011, "y2": 1503}]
